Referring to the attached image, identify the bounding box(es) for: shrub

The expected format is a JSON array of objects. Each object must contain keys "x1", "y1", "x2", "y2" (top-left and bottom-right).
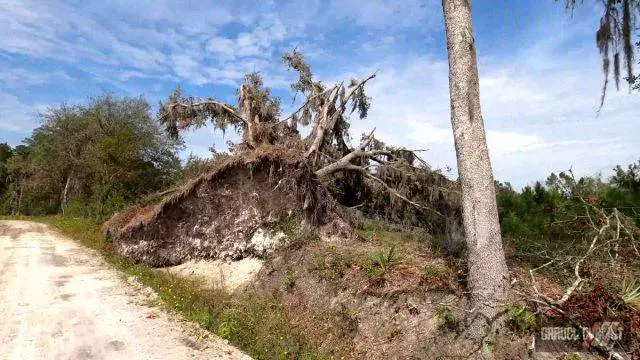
[
  {"x1": 282, "y1": 265, "x2": 296, "y2": 291},
  {"x1": 363, "y1": 246, "x2": 402, "y2": 278},
  {"x1": 506, "y1": 304, "x2": 537, "y2": 334},
  {"x1": 435, "y1": 304, "x2": 459, "y2": 331}
]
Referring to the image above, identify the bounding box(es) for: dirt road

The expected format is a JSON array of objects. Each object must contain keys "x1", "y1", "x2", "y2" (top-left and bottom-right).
[{"x1": 0, "y1": 220, "x2": 251, "y2": 360}]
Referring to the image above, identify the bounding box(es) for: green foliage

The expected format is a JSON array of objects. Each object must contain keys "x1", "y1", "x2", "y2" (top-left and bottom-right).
[
  {"x1": 0, "y1": 94, "x2": 183, "y2": 220},
  {"x1": 0, "y1": 143, "x2": 12, "y2": 195},
  {"x1": 563, "y1": 353, "x2": 582, "y2": 360},
  {"x1": 506, "y1": 304, "x2": 537, "y2": 334},
  {"x1": 282, "y1": 265, "x2": 296, "y2": 291},
  {"x1": 218, "y1": 308, "x2": 241, "y2": 341},
  {"x1": 309, "y1": 246, "x2": 354, "y2": 283},
  {"x1": 435, "y1": 304, "x2": 459, "y2": 331},
  {"x1": 363, "y1": 246, "x2": 402, "y2": 278},
  {"x1": 496, "y1": 162, "x2": 640, "y2": 271},
  {"x1": 420, "y1": 263, "x2": 450, "y2": 283}
]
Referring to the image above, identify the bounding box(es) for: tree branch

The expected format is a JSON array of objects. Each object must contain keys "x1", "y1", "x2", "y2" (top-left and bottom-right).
[{"x1": 305, "y1": 72, "x2": 377, "y2": 157}]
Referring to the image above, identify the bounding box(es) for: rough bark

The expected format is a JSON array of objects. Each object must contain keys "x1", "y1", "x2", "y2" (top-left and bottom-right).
[{"x1": 442, "y1": 0, "x2": 509, "y2": 337}]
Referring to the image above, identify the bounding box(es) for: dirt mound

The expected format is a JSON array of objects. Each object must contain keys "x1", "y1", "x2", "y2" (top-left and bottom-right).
[{"x1": 107, "y1": 146, "x2": 334, "y2": 266}]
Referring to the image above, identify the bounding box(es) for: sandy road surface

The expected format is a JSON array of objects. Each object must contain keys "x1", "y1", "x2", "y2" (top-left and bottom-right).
[{"x1": 0, "y1": 220, "x2": 251, "y2": 360}]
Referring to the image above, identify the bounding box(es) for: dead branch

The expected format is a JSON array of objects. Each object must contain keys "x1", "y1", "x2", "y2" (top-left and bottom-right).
[
  {"x1": 557, "y1": 211, "x2": 611, "y2": 305},
  {"x1": 304, "y1": 73, "x2": 377, "y2": 157},
  {"x1": 281, "y1": 86, "x2": 335, "y2": 124},
  {"x1": 314, "y1": 128, "x2": 448, "y2": 218},
  {"x1": 314, "y1": 129, "x2": 376, "y2": 178}
]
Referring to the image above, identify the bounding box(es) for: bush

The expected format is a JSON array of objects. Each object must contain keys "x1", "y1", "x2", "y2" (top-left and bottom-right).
[
  {"x1": 435, "y1": 304, "x2": 459, "y2": 331},
  {"x1": 506, "y1": 304, "x2": 537, "y2": 334},
  {"x1": 363, "y1": 246, "x2": 402, "y2": 278}
]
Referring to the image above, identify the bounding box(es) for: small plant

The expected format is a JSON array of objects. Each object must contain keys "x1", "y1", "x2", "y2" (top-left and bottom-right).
[
  {"x1": 421, "y1": 264, "x2": 445, "y2": 278},
  {"x1": 385, "y1": 327, "x2": 401, "y2": 341},
  {"x1": 564, "y1": 353, "x2": 582, "y2": 360},
  {"x1": 282, "y1": 266, "x2": 296, "y2": 291},
  {"x1": 620, "y1": 279, "x2": 640, "y2": 311},
  {"x1": 506, "y1": 304, "x2": 537, "y2": 334},
  {"x1": 279, "y1": 215, "x2": 300, "y2": 237},
  {"x1": 218, "y1": 308, "x2": 240, "y2": 341},
  {"x1": 309, "y1": 246, "x2": 353, "y2": 282},
  {"x1": 363, "y1": 246, "x2": 402, "y2": 278},
  {"x1": 420, "y1": 263, "x2": 451, "y2": 284},
  {"x1": 435, "y1": 304, "x2": 459, "y2": 331},
  {"x1": 333, "y1": 304, "x2": 359, "y2": 336}
]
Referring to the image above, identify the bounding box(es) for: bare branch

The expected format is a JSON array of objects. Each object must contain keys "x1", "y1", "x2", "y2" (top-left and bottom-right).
[
  {"x1": 305, "y1": 72, "x2": 377, "y2": 157},
  {"x1": 314, "y1": 129, "x2": 376, "y2": 178}
]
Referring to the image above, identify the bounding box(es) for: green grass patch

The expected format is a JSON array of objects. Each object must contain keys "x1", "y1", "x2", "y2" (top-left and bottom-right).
[
  {"x1": 5, "y1": 215, "x2": 327, "y2": 360},
  {"x1": 308, "y1": 245, "x2": 354, "y2": 283}
]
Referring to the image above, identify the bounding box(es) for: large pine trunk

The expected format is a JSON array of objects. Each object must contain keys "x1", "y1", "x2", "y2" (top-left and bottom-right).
[{"x1": 442, "y1": 0, "x2": 509, "y2": 337}]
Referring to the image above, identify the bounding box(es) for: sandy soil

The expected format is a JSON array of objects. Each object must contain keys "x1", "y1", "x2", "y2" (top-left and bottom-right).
[
  {"x1": 0, "y1": 220, "x2": 252, "y2": 360},
  {"x1": 157, "y1": 258, "x2": 263, "y2": 292}
]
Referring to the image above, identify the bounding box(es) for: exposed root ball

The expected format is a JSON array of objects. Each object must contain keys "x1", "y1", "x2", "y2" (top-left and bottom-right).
[{"x1": 106, "y1": 147, "x2": 332, "y2": 266}]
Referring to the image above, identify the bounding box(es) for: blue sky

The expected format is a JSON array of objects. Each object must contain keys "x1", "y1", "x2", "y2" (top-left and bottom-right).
[{"x1": 0, "y1": 0, "x2": 638, "y2": 188}]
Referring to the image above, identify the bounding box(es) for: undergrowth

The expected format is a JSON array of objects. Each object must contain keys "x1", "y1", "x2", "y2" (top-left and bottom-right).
[
  {"x1": 363, "y1": 246, "x2": 402, "y2": 278},
  {"x1": 17, "y1": 215, "x2": 327, "y2": 360}
]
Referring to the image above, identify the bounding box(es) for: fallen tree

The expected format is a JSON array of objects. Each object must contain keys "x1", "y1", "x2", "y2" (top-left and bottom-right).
[{"x1": 105, "y1": 51, "x2": 461, "y2": 265}]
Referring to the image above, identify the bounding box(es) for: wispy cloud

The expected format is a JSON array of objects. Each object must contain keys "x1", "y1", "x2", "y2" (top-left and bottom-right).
[
  {"x1": 0, "y1": 0, "x2": 637, "y2": 187},
  {"x1": 0, "y1": 68, "x2": 74, "y2": 89},
  {"x1": 0, "y1": 92, "x2": 45, "y2": 133}
]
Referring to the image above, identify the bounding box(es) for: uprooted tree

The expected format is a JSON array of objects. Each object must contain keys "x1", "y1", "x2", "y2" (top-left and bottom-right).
[
  {"x1": 103, "y1": 50, "x2": 461, "y2": 266},
  {"x1": 159, "y1": 50, "x2": 458, "y2": 232}
]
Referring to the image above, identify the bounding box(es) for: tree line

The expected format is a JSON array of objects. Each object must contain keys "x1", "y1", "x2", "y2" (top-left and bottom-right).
[{"x1": 0, "y1": 95, "x2": 187, "y2": 220}]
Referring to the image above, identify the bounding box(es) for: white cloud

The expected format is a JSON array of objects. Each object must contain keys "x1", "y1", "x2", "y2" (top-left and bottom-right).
[
  {"x1": 205, "y1": 15, "x2": 288, "y2": 62},
  {"x1": 0, "y1": 68, "x2": 73, "y2": 88},
  {"x1": 326, "y1": 0, "x2": 440, "y2": 29},
  {"x1": 206, "y1": 37, "x2": 237, "y2": 61},
  {"x1": 340, "y1": 43, "x2": 640, "y2": 187},
  {"x1": 0, "y1": 92, "x2": 43, "y2": 132}
]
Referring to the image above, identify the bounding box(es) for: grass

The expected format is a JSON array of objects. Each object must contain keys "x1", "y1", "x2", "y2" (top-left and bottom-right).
[
  {"x1": 506, "y1": 304, "x2": 537, "y2": 335},
  {"x1": 620, "y1": 279, "x2": 640, "y2": 311},
  {"x1": 357, "y1": 221, "x2": 425, "y2": 248},
  {"x1": 308, "y1": 245, "x2": 354, "y2": 283},
  {"x1": 363, "y1": 246, "x2": 403, "y2": 278},
  {"x1": 282, "y1": 265, "x2": 296, "y2": 291},
  {"x1": 4, "y1": 215, "x2": 326, "y2": 360},
  {"x1": 435, "y1": 304, "x2": 459, "y2": 331},
  {"x1": 420, "y1": 263, "x2": 449, "y2": 279}
]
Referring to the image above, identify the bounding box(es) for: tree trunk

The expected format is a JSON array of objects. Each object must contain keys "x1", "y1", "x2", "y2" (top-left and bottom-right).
[
  {"x1": 442, "y1": 0, "x2": 509, "y2": 337},
  {"x1": 61, "y1": 173, "x2": 72, "y2": 214}
]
